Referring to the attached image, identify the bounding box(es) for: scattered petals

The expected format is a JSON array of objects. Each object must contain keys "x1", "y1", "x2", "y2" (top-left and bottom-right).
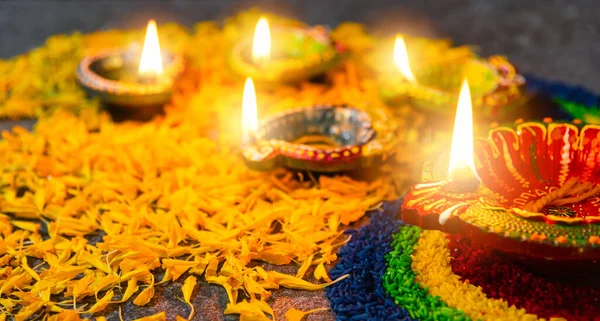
[
  {"x1": 285, "y1": 307, "x2": 329, "y2": 321},
  {"x1": 182, "y1": 275, "x2": 197, "y2": 319},
  {"x1": 133, "y1": 276, "x2": 156, "y2": 306},
  {"x1": 86, "y1": 290, "x2": 114, "y2": 314},
  {"x1": 132, "y1": 312, "x2": 166, "y2": 321},
  {"x1": 313, "y1": 262, "x2": 331, "y2": 282},
  {"x1": 0, "y1": 9, "x2": 404, "y2": 320}
]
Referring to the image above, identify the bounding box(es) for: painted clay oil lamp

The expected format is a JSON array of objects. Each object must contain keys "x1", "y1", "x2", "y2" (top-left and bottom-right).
[
  {"x1": 240, "y1": 78, "x2": 397, "y2": 172},
  {"x1": 380, "y1": 35, "x2": 525, "y2": 120},
  {"x1": 77, "y1": 20, "x2": 183, "y2": 109},
  {"x1": 229, "y1": 17, "x2": 346, "y2": 85},
  {"x1": 402, "y1": 79, "x2": 600, "y2": 260}
]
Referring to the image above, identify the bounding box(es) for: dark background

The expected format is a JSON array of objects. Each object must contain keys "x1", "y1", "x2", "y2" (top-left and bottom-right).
[{"x1": 1, "y1": 0, "x2": 599, "y2": 91}]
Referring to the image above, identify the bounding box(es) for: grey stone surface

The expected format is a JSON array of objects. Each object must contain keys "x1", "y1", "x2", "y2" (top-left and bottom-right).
[
  {"x1": 95, "y1": 264, "x2": 334, "y2": 321},
  {"x1": 0, "y1": 119, "x2": 35, "y2": 132},
  {"x1": 1, "y1": 0, "x2": 599, "y2": 92}
]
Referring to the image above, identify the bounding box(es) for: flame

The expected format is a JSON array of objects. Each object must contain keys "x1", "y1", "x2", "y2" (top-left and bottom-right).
[
  {"x1": 138, "y1": 20, "x2": 163, "y2": 76},
  {"x1": 252, "y1": 17, "x2": 271, "y2": 63},
  {"x1": 242, "y1": 78, "x2": 258, "y2": 137},
  {"x1": 393, "y1": 35, "x2": 417, "y2": 84},
  {"x1": 448, "y1": 79, "x2": 478, "y2": 179}
]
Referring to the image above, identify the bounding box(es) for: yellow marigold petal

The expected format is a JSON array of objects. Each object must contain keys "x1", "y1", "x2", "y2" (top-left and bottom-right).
[
  {"x1": 79, "y1": 252, "x2": 111, "y2": 274},
  {"x1": 71, "y1": 275, "x2": 95, "y2": 306},
  {"x1": 0, "y1": 298, "x2": 15, "y2": 311},
  {"x1": 285, "y1": 307, "x2": 329, "y2": 321},
  {"x1": 15, "y1": 301, "x2": 46, "y2": 321},
  {"x1": 133, "y1": 275, "x2": 155, "y2": 306},
  {"x1": 21, "y1": 256, "x2": 41, "y2": 282},
  {"x1": 268, "y1": 271, "x2": 348, "y2": 290},
  {"x1": 250, "y1": 299, "x2": 275, "y2": 319},
  {"x1": 86, "y1": 290, "x2": 114, "y2": 314},
  {"x1": 132, "y1": 312, "x2": 166, "y2": 321},
  {"x1": 34, "y1": 188, "x2": 46, "y2": 212},
  {"x1": 161, "y1": 259, "x2": 197, "y2": 281},
  {"x1": 295, "y1": 255, "x2": 313, "y2": 279},
  {"x1": 121, "y1": 277, "x2": 139, "y2": 302},
  {"x1": 92, "y1": 274, "x2": 120, "y2": 295},
  {"x1": 313, "y1": 262, "x2": 332, "y2": 282},
  {"x1": 133, "y1": 285, "x2": 155, "y2": 306},
  {"x1": 225, "y1": 300, "x2": 270, "y2": 321},
  {"x1": 48, "y1": 310, "x2": 82, "y2": 321},
  {"x1": 182, "y1": 275, "x2": 197, "y2": 319},
  {"x1": 11, "y1": 220, "x2": 40, "y2": 233},
  {"x1": 182, "y1": 275, "x2": 197, "y2": 304}
]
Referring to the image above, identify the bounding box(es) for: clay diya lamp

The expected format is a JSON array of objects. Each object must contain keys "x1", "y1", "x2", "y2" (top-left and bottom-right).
[
  {"x1": 77, "y1": 20, "x2": 183, "y2": 111},
  {"x1": 402, "y1": 79, "x2": 600, "y2": 260},
  {"x1": 380, "y1": 35, "x2": 525, "y2": 120},
  {"x1": 240, "y1": 78, "x2": 397, "y2": 172},
  {"x1": 230, "y1": 17, "x2": 346, "y2": 85}
]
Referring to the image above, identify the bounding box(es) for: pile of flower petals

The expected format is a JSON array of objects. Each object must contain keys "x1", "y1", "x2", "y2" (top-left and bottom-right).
[
  {"x1": 0, "y1": 12, "x2": 408, "y2": 320},
  {"x1": 0, "y1": 107, "x2": 394, "y2": 319},
  {"x1": 0, "y1": 8, "x2": 465, "y2": 319}
]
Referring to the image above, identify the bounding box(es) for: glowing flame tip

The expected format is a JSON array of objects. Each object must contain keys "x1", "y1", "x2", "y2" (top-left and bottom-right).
[
  {"x1": 242, "y1": 78, "x2": 258, "y2": 136},
  {"x1": 448, "y1": 79, "x2": 478, "y2": 179},
  {"x1": 252, "y1": 17, "x2": 271, "y2": 63},
  {"x1": 393, "y1": 35, "x2": 417, "y2": 84},
  {"x1": 138, "y1": 20, "x2": 164, "y2": 76}
]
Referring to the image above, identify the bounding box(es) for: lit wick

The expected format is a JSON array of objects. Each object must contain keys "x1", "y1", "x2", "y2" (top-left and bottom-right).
[
  {"x1": 252, "y1": 17, "x2": 271, "y2": 66},
  {"x1": 393, "y1": 35, "x2": 417, "y2": 84},
  {"x1": 447, "y1": 79, "x2": 480, "y2": 192},
  {"x1": 241, "y1": 77, "x2": 258, "y2": 145},
  {"x1": 138, "y1": 20, "x2": 164, "y2": 83}
]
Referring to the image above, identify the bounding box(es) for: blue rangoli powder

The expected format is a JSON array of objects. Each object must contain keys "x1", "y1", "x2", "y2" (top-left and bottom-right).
[
  {"x1": 325, "y1": 75, "x2": 600, "y2": 321},
  {"x1": 325, "y1": 199, "x2": 414, "y2": 321},
  {"x1": 524, "y1": 73, "x2": 600, "y2": 108}
]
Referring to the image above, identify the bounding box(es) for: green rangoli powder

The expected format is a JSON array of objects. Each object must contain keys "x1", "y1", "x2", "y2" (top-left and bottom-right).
[{"x1": 382, "y1": 225, "x2": 469, "y2": 321}]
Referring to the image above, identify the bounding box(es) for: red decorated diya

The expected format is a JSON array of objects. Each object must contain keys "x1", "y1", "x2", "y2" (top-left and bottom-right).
[
  {"x1": 403, "y1": 119, "x2": 600, "y2": 260},
  {"x1": 402, "y1": 79, "x2": 600, "y2": 260}
]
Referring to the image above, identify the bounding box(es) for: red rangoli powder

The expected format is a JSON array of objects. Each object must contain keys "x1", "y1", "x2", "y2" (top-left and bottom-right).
[{"x1": 448, "y1": 235, "x2": 600, "y2": 320}]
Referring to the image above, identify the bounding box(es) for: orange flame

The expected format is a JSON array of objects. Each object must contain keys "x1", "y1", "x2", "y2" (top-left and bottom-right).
[
  {"x1": 448, "y1": 79, "x2": 479, "y2": 179},
  {"x1": 138, "y1": 20, "x2": 163, "y2": 76},
  {"x1": 252, "y1": 17, "x2": 271, "y2": 64},
  {"x1": 393, "y1": 35, "x2": 417, "y2": 84},
  {"x1": 242, "y1": 78, "x2": 258, "y2": 138}
]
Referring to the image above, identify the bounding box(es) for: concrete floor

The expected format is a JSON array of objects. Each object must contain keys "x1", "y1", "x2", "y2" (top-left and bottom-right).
[{"x1": 0, "y1": 0, "x2": 599, "y2": 91}]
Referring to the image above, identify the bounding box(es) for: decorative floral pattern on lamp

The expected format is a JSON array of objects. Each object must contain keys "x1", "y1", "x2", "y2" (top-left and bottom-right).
[
  {"x1": 242, "y1": 105, "x2": 398, "y2": 172},
  {"x1": 402, "y1": 79, "x2": 600, "y2": 260}
]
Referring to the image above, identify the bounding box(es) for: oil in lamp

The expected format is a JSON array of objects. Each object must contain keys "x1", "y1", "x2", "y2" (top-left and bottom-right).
[
  {"x1": 229, "y1": 17, "x2": 346, "y2": 84},
  {"x1": 240, "y1": 77, "x2": 397, "y2": 172},
  {"x1": 402, "y1": 79, "x2": 600, "y2": 260},
  {"x1": 380, "y1": 34, "x2": 525, "y2": 120},
  {"x1": 77, "y1": 20, "x2": 183, "y2": 111}
]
